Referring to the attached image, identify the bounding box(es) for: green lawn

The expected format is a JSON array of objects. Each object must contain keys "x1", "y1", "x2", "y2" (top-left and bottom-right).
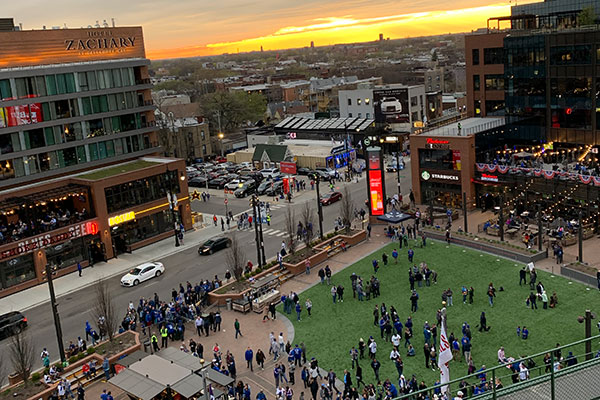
[
  {"x1": 77, "y1": 160, "x2": 158, "y2": 180},
  {"x1": 282, "y1": 239, "x2": 600, "y2": 387}
]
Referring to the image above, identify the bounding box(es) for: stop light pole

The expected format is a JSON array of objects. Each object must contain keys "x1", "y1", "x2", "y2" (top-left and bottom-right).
[
  {"x1": 45, "y1": 264, "x2": 66, "y2": 363},
  {"x1": 311, "y1": 173, "x2": 324, "y2": 240}
]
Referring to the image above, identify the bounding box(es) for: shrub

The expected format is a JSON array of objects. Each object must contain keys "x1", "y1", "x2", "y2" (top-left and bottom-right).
[
  {"x1": 30, "y1": 372, "x2": 40, "y2": 382},
  {"x1": 87, "y1": 347, "x2": 96, "y2": 355},
  {"x1": 77, "y1": 352, "x2": 87, "y2": 361},
  {"x1": 68, "y1": 356, "x2": 78, "y2": 364},
  {"x1": 244, "y1": 273, "x2": 251, "y2": 279}
]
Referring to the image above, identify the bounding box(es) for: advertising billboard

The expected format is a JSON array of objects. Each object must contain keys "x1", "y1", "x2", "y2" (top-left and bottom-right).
[
  {"x1": 373, "y1": 88, "x2": 409, "y2": 124},
  {"x1": 5, "y1": 102, "x2": 43, "y2": 127},
  {"x1": 368, "y1": 170, "x2": 384, "y2": 215}
]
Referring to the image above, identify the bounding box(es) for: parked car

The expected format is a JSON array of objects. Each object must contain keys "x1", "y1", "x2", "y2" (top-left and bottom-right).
[
  {"x1": 316, "y1": 167, "x2": 337, "y2": 177},
  {"x1": 0, "y1": 311, "x2": 27, "y2": 338},
  {"x1": 239, "y1": 161, "x2": 253, "y2": 169},
  {"x1": 256, "y1": 181, "x2": 271, "y2": 195},
  {"x1": 225, "y1": 179, "x2": 245, "y2": 190},
  {"x1": 297, "y1": 167, "x2": 312, "y2": 176},
  {"x1": 185, "y1": 166, "x2": 197, "y2": 174},
  {"x1": 208, "y1": 177, "x2": 227, "y2": 189},
  {"x1": 260, "y1": 168, "x2": 280, "y2": 178},
  {"x1": 238, "y1": 167, "x2": 257, "y2": 176},
  {"x1": 320, "y1": 191, "x2": 343, "y2": 205},
  {"x1": 266, "y1": 181, "x2": 284, "y2": 196},
  {"x1": 234, "y1": 183, "x2": 255, "y2": 198},
  {"x1": 189, "y1": 176, "x2": 208, "y2": 188},
  {"x1": 385, "y1": 162, "x2": 398, "y2": 172},
  {"x1": 120, "y1": 262, "x2": 164, "y2": 287},
  {"x1": 215, "y1": 156, "x2": 227, "y2": 163},
  {"x1": 198, "y1": 236, "x2": 231, "y2": 255}
]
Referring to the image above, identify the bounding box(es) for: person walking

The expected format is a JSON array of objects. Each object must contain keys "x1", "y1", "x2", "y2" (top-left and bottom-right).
[
  {"x1": 305, "y1": 299, "x2": 312, "y2": 316},
  {"x1": 305, "y1": 259, "x2": 311, "y2": 275},
  {"x1": 519, "y1": 267, "x2": 527, "y2": 286},
  {"x1": 102, "y1": 356, "x2": 111, "y2": 380},
  {"x1": 234, "y1": 319, "x2": 243, "y2": 338},
  {"x1": 245, "y1": 347, "x2": 254, "y2": 371},
  {"x1": 487, "y1": 283, "x2": 496, "y2": 307},
  {"x1": 410, "y1": 290, "x2": 419, "y2": 312},
  {"x1": 479, "y1": 312, "x2": 491, "y2": 332},
  {"x1": 160, "y1": 325, "x2": 168, "y2": 348},
  {"x1": 151, "y1": 332, "x2": 159, "y2": 352},
  {"x1": 77, "y1": 262, "x2": 82, "y2": 277},
  {"x1": 370, "y1": 358, "x2": 381, "y2": 382}
]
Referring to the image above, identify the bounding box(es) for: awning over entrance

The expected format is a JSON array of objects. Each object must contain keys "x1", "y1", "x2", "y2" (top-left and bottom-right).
[{"x1": 376, "y1": 210, "x2": 413, "y2": 224}]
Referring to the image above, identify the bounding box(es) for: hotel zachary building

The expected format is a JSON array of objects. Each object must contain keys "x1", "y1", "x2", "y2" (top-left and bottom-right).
[{"x1": 0, "y1": 20, "x2": 191, "y2": 297}]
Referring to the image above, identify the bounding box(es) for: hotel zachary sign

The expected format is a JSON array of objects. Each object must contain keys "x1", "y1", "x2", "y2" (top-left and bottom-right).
[
  {"x1": 65, "y1": 30, "x2": 137, "y2": 54},
  {"x1": 0, "y1": 27, "x2": 145, "y2": 68}
]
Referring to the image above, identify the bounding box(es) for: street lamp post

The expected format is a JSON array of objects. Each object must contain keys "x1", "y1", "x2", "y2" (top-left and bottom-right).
[
  {"x1": 215, "y1": 111, "x2": 224, "y2": 157},
  {"x1": 218, "y1": 132, "x2": 224, "y2": 157},
  {"x1": 166, "y1": 167, "x2": 180, "y2": 247},
  {"x1": 45, "y1": 264, "x2": 66, "y2": 363},
  {"x1": 311, "y1": 173, "x2": 324, "y2": 240}
]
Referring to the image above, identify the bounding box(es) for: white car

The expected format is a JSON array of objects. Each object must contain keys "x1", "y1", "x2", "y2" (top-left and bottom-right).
[
  {"x1": 380, "y1": 97, "x2": 402, "y2": 114},
  {"x1": 225, "y1": 179, "x2": 244, "y2": 190},
  {"x1": 120, "y1": 262, "x2": 164, "y2": 287}
]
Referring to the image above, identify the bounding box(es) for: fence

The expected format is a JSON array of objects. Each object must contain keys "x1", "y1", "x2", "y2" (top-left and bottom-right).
[{"x1": 396, "y1": 334, "x2": 600, "y2": 400}]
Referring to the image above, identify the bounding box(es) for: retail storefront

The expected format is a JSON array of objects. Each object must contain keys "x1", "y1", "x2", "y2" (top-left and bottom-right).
[
  {"x1": 0, "y1": 157, "x2": 191, "y2": 297},
  {"x1": 410, "y1": 134, "x2": 477, "y2": 210}
]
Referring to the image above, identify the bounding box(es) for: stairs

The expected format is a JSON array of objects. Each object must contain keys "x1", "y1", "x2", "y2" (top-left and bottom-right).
[{"x1": 272, "y1": 268, "x2": 293, "y2": 284}]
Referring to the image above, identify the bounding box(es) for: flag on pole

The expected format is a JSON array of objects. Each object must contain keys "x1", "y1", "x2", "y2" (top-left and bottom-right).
[{"x1": 438, "y1": 307, "x2": 452, "y2": 394}]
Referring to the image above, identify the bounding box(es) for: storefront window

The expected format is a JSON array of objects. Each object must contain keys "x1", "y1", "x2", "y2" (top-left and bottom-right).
[
  {"x1": 119, "y1": 210, "x2": 175, "y2": 247},
  {"x1": 0, "y1": 254, "x2": 36, "y2": 289},
  {"x1": 421, "y1": 181, "x2": 462, "y2": 208},
  {"x1": 45, "y1": 238, "x2": 87, "y2": 271},
  {"x1": 105, "y1": 171, "x2": 179, "y2": 213},
  {"x1": 419, "y1": 149, "x2": 455, "y2": 170}
]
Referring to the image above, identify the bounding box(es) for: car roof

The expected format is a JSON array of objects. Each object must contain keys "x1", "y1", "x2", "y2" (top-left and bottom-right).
[
  {"x1": 0, "y1": 311, "x2": 22, "y2": 319},
  {"x1": 135, "y1": 262, "x2": 156, "y2": 269}
]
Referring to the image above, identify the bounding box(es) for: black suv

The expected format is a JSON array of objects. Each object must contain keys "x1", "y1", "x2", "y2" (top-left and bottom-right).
[{"x1": 0, "y1": 311, "x2": 27, "y2": 338}]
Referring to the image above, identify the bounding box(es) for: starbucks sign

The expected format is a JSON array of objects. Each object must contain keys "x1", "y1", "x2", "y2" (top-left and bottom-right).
[{"x1": 421, "y1": 170, "x2": 431, "y2": 180}]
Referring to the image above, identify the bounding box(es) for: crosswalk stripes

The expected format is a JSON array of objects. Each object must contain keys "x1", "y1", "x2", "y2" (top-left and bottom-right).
[
  {"x1": 275, "y1": 231, "x2": 286, "y2": 237},
  {"x1": 260, "y1": 228, "x2": 287, "y2": 237}
]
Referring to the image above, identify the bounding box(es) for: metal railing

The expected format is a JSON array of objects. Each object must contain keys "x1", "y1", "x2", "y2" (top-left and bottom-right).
[{"x1": 396, "y1": 334, "x2": 600, "y2": 400}]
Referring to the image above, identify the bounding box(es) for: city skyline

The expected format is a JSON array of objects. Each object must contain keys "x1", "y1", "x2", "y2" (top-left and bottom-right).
[{"x1": 3, "y1": 0, "x2": 538, "y2": 59}]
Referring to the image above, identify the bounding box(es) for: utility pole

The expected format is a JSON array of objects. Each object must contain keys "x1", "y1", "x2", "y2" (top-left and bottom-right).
[
  {"x1": 257, "y1": 199, "x2": 266, "y2": 265},
  {"x1": 251, "y1": 195, "x2": 262, "y2": 266},
  {"x1": 537, "y1": 204, "x2": 543, "y2": 252},
  {"x1": 463, "y1": 192, "x2": 468, "y2": 233},
  {"x1": 499, "y1": 195, "x2": 505, "y2": 242},
  {"x1": 45, "y1": 264, "x2": 66, "y2": 363},
  {"x1": 585, "y1": 309, "x2": 592, "y2": 360},
  {"x1": 313, "y1": 173, "x2": 324, "y2": 240},
  {"x1": 578, "y1": 210, "x2": 583, "y2": 263}
]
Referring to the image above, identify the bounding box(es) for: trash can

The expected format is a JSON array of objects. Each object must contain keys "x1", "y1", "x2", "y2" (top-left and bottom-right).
[
  {"x1": 226, "y1": 298, "x2": 232, "y2": 311},
  {"x1": 143, "y1": 340, "x2": 151, "y2": 353}
]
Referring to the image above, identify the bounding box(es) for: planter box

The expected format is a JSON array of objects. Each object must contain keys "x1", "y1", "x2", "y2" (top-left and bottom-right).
[
  {"x1": 4, "y1": 331, "x2": 141, "y2": 400},
  {"x1": 424, "y1": 228, "x2": 547, "y2": 264},
  {"x1": 283, "y1": 249, "x2": 328, "y2": 275},
  {"x1": 561, "y1": 265, "x2": 597, "y2": 287},
  {"x1": 208, "y1": 265, "x2": 280, "y2": 305}
]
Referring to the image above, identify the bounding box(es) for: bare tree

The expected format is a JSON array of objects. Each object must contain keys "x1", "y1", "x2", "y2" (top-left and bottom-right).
[
  {"x1": 340, "y1": 185, "x2": 354, "y2": 234},
  {"x1": 284, "y1": 206, "x2": 296, "y2": 255},
  {"x1": 91, "y1": 279, "x2": 118, "y2": 342},
  {"x1": 301, "y1": 202, "x2": 315, "y2": 248},
  {"x1": 225, "y1": 234, "x2": 246, "y2": 281},
  {"x1": 9, "y1": 330, "x2": 33, "y2": 386}
]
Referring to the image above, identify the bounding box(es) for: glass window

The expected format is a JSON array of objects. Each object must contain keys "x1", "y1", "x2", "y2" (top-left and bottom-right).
[
  {"x1": 78, "y1": 72, "x2": 88, "y2": 91},
  {"x1": 24, "y1": 128, "x2": 46, "y2": 149},
  {"x1": 0, "y1": 134, "x2": 14, "y2": 154},
  {"x1": 121, "y1": 68, "x2": 132, "y2": 86},
  {"x1": 45, "y1": 238, "x2": 86, "y2": 271},
  {"x1": 0, "y1": 79, "x2": 12, "y2": 100},
  {"x1": 347, "y1": 98, "x2": 352, "y2": 106},
  {"x1": 98, "y1": 141, "x2": 107, "y2": 159},
  {"x1": 54, "y1": 100, "x2": 71, "y2": 119},
  {"x1": 56, "y1": 74, "x2": 67, "y2": 94},
  {"x1": 108, "y1": 94, "x2": 118, "y2": 111},
  {"x1": 65, "y1": 73, "x2": 76, "y2": 93},
  {"x1": 112, "y1": 69, "x2": 122, "y2": 87},
  {"x1": 0, "y1": 254, "x2": 36, "y2": 289},
  {"x1": 89, "y1": 143, "x2": 98, "y2": 161},
  {"x1": 82, "y1": 97, "x2": 93, "y2": 115},
  {"x1": 87, "y1": 71, "x2": 98, "y2": 91},
  {"x1": 473, "y1": 75, "x2": 480, "y2": 91},
  {"x1": 103, "y1": 70, "x2": 113, "y2": 88},
  {"x1": 35, "y1": 76, "x2": 47, "y2": 97},
  {"x1": 484, "y1": 74, "x2": 504, "y2": 91},
  {"x1": 116, "y1": 93, "x2": 126, "y2": 110},
  {"x1": 105, "y1": 140, "x2": 115, "y2": 157},
  {"x1": 114, "y1": 138, "x2": 123, "y2": 155},
  {"x1": 44, "y1": 127, "x2": 55, "y2": 146},
  {"x1": 419, "y1": 149, "x2": 455, "y2": 170},
  {"x1": 97, "y1": 70, "x2": 106, "y2": 89},
  {"x1": 77, "y1": 146, "x2": 87, "y2": 163},
  {"x1": 46, "y1": 75, "x2": 57, "y2": 96},
  {"x1": 483, "y1": 47, "x2": 503, "y2": 65},
  {"x1": 472, "y1": 48, "x2": 479, "y2": 65}
]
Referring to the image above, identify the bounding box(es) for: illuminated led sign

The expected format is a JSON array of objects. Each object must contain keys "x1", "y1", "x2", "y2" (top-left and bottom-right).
[{"x1": 108, "y1": 211, "x2": 135, "y2": 226}]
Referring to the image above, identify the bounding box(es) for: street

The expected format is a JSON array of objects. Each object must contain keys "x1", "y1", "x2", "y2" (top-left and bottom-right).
[{"x1": 0, "y1": 162, "x2": 411, "y2": 370}]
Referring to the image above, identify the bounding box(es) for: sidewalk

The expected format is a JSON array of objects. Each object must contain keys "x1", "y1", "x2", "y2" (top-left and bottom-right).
[{"x1": 0, "y1": 224, "x2": 224, "y2": 315}]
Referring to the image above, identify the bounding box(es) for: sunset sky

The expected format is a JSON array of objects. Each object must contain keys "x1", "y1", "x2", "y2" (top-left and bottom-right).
[{"x1": 4, "y1": 0, "x2": 538, "y2": 59}]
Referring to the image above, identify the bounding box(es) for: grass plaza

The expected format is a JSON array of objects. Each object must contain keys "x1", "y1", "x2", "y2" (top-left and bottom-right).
[{"x1": 282, "y1": 238, "x2": 600, "y2": 388}]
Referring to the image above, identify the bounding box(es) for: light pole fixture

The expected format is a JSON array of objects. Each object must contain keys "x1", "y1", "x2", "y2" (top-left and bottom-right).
[
  {"x1": 218, "y1": 132, "x2": 224, "y2": 157},
  {"x1": 45, "y1": 264, "x2": 66, "y2": 363},
  {"x1": 310, "y1": 173, "x2": 324, "y2": 240}
]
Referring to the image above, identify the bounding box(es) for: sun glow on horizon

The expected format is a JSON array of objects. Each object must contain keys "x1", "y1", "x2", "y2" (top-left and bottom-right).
[{"x1": 146, "y1": 3, "x2": 512, "y2": 59}]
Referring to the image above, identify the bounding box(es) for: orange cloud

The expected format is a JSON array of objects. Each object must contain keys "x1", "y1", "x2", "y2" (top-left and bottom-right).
[{"x1": 148, "y1": 3, "x2": 512, "y2": 59}]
